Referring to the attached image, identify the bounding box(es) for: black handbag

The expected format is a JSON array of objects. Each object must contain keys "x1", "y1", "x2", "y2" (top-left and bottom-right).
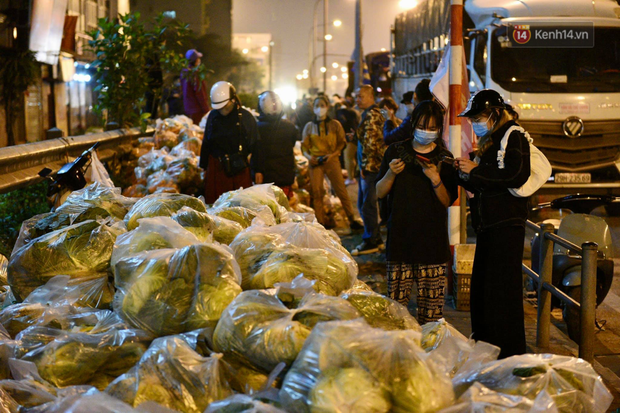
[{"x1": 218, "y1": 110, "x2": 249, "y2": 177}]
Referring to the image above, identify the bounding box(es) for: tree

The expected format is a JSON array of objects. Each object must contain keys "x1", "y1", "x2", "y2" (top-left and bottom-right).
[{"x1": 0, "y1": 50, "x2": 39, "y2": 147}]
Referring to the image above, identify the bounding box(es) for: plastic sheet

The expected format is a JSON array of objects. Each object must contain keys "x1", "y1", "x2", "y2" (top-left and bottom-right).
[
  {"x1": 340, "y1": 290, "x2": 421, "y2": 331},
  {"x1": 230, "y1": 223, "x2": 357, "y2": 295},
  {"x1": 124, "y1": 193, "x2": 207, "y2": 230},
  {"x1": 8, "y1": 219, "x2": 125, "y2": 301},
  {"x1": 452, "y1": 353, "x2": 613, "y2": 413},
  {"x1": 279, "y1": 319, "x2": 453, "y2": 413},
  {"x1": 15, "y1": 325, "x2": 151, "y2": 389},
  {"x1": 114, "y1": 243, "x2": 242, "y2": 336},
  {"x1": 111, "y1": 217, "x2": 202, "y2": 267},
  {"x1": 213, "y1": 290, "x2": 360, "y2": 373},
  {"x1": 171, "y1": 207, "x2": 216, "y2": 242},
  {"x1": 106, "y1": 335, "x2": 236, "y2": 413}
]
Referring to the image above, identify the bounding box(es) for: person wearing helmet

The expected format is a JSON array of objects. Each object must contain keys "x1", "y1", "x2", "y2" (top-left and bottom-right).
[
  {"x1": 200, "y1": 81, "x2": 258, "y2": 203},
  {"x1": 253, "y1": 91, "x2": 299, "y2": 197},
  {"x1": 302, "y1": 95, "x2": 363, "y2": 230},
  {"x1": 376, "y1": 100, "x2": 458, "y2": 324},
  {"x1": 455, "y1": 89, "x2": 531, "y2": 359},
  {"x1": 180, "y1": 49, "x2": 210, "y2": 124}
]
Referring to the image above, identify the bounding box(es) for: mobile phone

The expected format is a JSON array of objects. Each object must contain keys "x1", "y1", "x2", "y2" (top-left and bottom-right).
[
  {"x1": 416, "y1": 154, "x2": 431, "y2": 163},
  {"x1": 441, "y1": 155, "x2": 456, "y2": 165}
]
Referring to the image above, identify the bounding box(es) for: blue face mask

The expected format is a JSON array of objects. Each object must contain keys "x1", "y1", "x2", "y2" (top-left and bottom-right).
[
  {"x1": 472, "y1": 113, "x2": 496, "y2": 137},
  {"x1": 413, "y1": 128, "x2": 438, "y2": 145}
]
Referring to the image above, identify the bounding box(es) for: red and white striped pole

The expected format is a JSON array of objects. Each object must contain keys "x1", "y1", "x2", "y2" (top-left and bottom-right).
[{"x1": 448, "y1": 0, "x2": 464, "y2": 246}]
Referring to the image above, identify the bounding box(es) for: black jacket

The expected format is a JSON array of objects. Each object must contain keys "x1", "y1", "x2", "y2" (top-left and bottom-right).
[
  {"x1": 460, "y1": 120, "x2": 531, "y2": 232},
  {"x1": 383, "y1": 114, "x2": 413, "y2": 145},
  {"x1": 200, "y1": 106, "x2": 258, "y2": 171},
  {"x1": 254, "y1": 114, "x2": 299, "y2": 187}
]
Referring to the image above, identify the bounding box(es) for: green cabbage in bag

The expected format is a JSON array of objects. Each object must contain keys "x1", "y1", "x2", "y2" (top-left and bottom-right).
[{"x1": 124, "y1": 193, "x2": 206, "y2": 230}]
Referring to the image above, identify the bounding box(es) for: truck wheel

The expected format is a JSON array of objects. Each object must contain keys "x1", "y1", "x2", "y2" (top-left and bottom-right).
[{"x1": 562, "y1": 287, "x2": 581, "y2": 343}]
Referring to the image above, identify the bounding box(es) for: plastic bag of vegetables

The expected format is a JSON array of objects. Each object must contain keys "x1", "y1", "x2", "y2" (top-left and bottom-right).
[
  {"x1": 213, "y1": 185, "x2": 286, "y2": 223},
  {"x1": 438, "y1": 382, "x2": 536, "y2": 413},
  {"x1": 421, "y1": 319, "x2": 500, "y2": 378},
  {"x1": 171, "y1": 207, "x2": 216, "y2": 242},
  {"x1": 230, "y1": 223, "x2": 357, "y2": 295},
  {"x1": 114, "y1": 243, "x2": 242, "y2": 336},
  {"x1": 13, "y1": 183, "x2": 132, "y2": 252},
  {"x1": 211, "y1": 206, "x2": 267, "y2": 228},
  {"x1": 280, "y1": 318, "x2": 454, "y2": 413},
  {"x1": 24, "y1": 273, "x2": 114, "y2": 310},
  {"x1": 212, "y1": 215, "x2": 245, "y2": 245},
  {"x1": 452, "y1": 353, "x2": 613, "y2": 413},
  {"x1": 106, "y1": 335, "x2": 236, "y2": 412},
  {"x1": 213, "y1": 290, "x2": 360, "y2": 373},
  {"x1": 340, "y1": 290, "x2": 420, "y2": 331},
  {"x1": 111, "y1": 217, "x2": 202, "y2": 267},
  {"x1": 205, "y1": 393, "x2": 287, "y2": 413},
  {"x1": 15, "y1": 325, "x2": 151, "y2": 389},
  {"x1": 124, "y1": 193, "x2": 206, "y2": 230},
  {"x1": 34, "y1": 389, "x2": 148, "y2": 413},
  {"x1": 8, "y1": 219, "x2": 125, "y2": 301}
]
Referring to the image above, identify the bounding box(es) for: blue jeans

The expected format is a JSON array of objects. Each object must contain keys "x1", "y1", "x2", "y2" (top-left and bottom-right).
[{"x1": 357, "y1": 171, "x2": 382, "y2": 244}]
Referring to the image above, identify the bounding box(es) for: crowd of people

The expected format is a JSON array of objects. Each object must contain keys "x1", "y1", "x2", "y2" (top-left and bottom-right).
[{"x1": 178, "y1": 47, "x2": 532, "y2": 359}]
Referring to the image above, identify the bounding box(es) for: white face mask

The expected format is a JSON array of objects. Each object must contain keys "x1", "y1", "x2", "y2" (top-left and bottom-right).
[{"x1": 314, "y1": 107, "x2": 328, "y2": 119}]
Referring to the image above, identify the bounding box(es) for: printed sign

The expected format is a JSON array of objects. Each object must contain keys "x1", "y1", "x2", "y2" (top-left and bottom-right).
[{"x1": 508, "y1": 21, "x2": 594, "y2": 48}]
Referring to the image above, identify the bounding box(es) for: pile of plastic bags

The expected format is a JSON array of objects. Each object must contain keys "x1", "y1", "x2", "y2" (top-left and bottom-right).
[
  {"x1": 124, "y1": 115, "x2": 204, "y2": 197},
  {"x1": 0, "y1": 181, "x2": 613, "y2": 413}
]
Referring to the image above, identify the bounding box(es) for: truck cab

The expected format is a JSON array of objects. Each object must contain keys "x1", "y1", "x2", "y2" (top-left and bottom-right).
[{"x1": 465, "y1": 0, "x2": 620, "y2": 194}]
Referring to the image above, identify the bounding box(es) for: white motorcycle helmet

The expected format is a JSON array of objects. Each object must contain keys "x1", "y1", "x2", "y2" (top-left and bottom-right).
[
  {"x1": 210, "y1": 81, "x2": 237, "y2": 110},
  {"x1": 258, "y1": 91, "x2": 283, "y2": 116}
]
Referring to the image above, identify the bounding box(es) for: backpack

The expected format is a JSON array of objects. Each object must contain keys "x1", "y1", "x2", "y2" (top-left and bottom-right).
[{"x1": 497, "y1": 125, "x2": 552, "y2": 198}]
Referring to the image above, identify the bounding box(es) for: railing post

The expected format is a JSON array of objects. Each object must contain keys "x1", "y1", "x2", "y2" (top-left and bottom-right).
[
  {"x1": 579, "y1": 241, "x2": 598, "y2": 363},
  {"x1": 537, "y1": 223, "x2": 554, "y2": 349}
]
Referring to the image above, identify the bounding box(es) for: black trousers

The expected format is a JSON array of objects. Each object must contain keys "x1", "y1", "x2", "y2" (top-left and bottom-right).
[{"x1": 471, "y1": 225, "x2": 526, "y2": 358}]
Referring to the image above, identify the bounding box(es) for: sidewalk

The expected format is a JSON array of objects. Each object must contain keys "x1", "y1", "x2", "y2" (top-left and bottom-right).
[{"x1": 340, "y1": 228, "x2": 620, "y2": 411}]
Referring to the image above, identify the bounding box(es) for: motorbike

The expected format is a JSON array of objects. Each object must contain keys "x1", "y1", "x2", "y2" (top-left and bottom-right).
[
  {"x1": 530, "y1": 194, "x2": 618, "y2": 341},
  {"x1": 38, "y1": 142, "x2": 100, "y2": 210}
]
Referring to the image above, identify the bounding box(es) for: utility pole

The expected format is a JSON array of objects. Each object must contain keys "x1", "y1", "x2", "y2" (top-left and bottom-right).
[
  {"x1": 323, "y1": 0, "x2": 328, "y2": 92},
  {"x1": 448, "y1": 0, "x2": 464, "y2": 245},
  {"x1": 355, "y1": 0, "x2": 363, "y2": 88}
]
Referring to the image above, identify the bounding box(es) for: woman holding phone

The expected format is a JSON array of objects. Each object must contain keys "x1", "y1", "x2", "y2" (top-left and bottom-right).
[{"x1": 376, "y1": 100, "x2": 458, "y2": 324}]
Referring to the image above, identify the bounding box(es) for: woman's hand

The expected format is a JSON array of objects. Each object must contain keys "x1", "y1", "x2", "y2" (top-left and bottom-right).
[
  {"x1": 421, "y1": 162, "x2": 440, "y2": 184},
  {"x1": 456, "y1": 158, "x2": 478, "y2": 174},
  {"x1": 389, "y1": 158, "x2": 405, "y2": 175}
]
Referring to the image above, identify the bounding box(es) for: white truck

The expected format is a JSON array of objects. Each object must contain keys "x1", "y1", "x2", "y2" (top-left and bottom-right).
[{"x1": 392, "y1": 0, "x2": 620, "y2": 200}]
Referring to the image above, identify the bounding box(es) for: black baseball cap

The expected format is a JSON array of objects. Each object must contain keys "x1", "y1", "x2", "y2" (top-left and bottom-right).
[{"x1": 401, "y1": 91, "x2": 414, "y2": 104}]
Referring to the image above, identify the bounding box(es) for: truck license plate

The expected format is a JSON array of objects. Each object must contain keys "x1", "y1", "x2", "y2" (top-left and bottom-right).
[{"x1": 555, "y1": 173, "x2": 591, "y2": 184}]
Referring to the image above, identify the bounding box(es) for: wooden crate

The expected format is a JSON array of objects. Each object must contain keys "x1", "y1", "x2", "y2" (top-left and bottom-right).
[{"x1": 453, "y1": 272, "x2": 471, "y2": 312}]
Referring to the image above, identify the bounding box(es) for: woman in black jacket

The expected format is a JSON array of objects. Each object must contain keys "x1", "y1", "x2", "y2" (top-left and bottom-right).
[
  {"x1": 456, "y1": 89, "x2": 531, "y2": 359},
  {"x1": 253, "y1": 91, "x2": 299, "y2": 197}
]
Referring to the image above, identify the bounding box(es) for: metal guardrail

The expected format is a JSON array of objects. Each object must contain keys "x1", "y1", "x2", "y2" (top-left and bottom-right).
[
  {"x1": 524, "y1": 220, "x2": 598, "y2": 363},
  {"x1": 0, "y1": 127, "x2": 154, "y2": 195}
]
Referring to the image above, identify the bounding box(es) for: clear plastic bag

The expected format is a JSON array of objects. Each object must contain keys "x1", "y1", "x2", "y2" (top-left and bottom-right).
[
  {"x1": 438, "y1": 382, "x2": 535, "y2": 413},
  {"x1": 165, "y1": 157, "x2": 203, "y2": 191},
  {"x1": 211, "y1": 215, "x2": 244, "y2": 245},
  {"x1": 34, "y1": 389, "x2": 146, "y2": 413},
  {"x1": 88, "y1": 152, "x2": 115, "y2": 188},
  {"x1": 452, "y1": 353, "x2": 613, "y2": 413},
  {"x1": 106, "y1": 335, "x2": 236, "y2": 413},
  {"x1": 279, "y1": 318, "x2": 454, "y2": 413},
  {"x1": 24, "y1": 274, "x2": 114, "y2": 310},
  {"x1": 213, "y1": 289, "x2": 360, "y2": 373},
  {"x1": 213, "y1": 185, "x2": 287, "y2": 223},
  {"x1": 113, "y1": 243, "x2": 242, "y2": 336},
  {"x1": 171, "y1": 207, "x2": 216, "y2": 242},
  {"x1": 111, "y1": 216, "x2": 202, "y2": 267},
  {"x1": 211, "y1": 206, "x2": 267, "y2": 228},
  {"x1": 0, "y1": 324, "x2": 12, "y2": 380},
  {"x1": 340, "y1": 290, "x2": 421, "y2": 332},
  {"x1": 145, "y1": 170, "x2": 179, "y2": 195},
  {"x1": 205, "y1": 393, "x2": 287, "y2": 413},
  {"x1": 230, "y1": 223, "x2": 357, "y2": 295},
  {"x1": 15, "y1": 325, "x2": 151, "y2": 390},
  {"x1": 170, "y1": 138, "x2": 201, "y2": 157},
  {"x1": 8, "y1": 219, "x2": 125, "y2": 301},
  {"x1": 124, "y1": 193, "x2": 206, "y2": 230}
]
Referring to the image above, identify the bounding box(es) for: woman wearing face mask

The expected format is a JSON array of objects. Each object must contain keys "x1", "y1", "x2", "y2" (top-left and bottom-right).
[
  {"x1": 455, "y1": 89, "x2": 531, "y2": 358},
  {"x1": 376, "y1": 100, "x2": 458, "y2": 324},
  {"x1": 302, "y1": 95, "x2": 363, "y2": 229}
]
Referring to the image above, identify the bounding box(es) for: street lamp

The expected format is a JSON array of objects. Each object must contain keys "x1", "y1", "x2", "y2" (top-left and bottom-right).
[
  {"x1": 320, "y1": 67, "x2": 327, "y2": 73},
  {"x1": 332, "y1": 62, "x2": 339, "y2": 69},
  {"x1": 296, "y1": 74, "x2": 303, "y2": 80},
  {"x1": 342, "y1": 73, "x2": 349, "y2": 79},
  {"x1": 261, "y1": 46, "x2": 269, "y2": 52},
  {"x1": 399, "y1": 0, "x2": 418, "y2": 9},
  {"x1": 333, "y1": 19, "x2": 342, "y2": 27},
  {"x1": 341, "y1": 66, "x2": 347, "y2": 72},
  {"x1": 324, "y1": 34, "x2": 332, "y2": 41},
  {"x1": 331, "y1": 75, "x2": 337, "y2": 81},
  {"x1": 242, "y1": 48, "x2": 249, "y2": 54}
]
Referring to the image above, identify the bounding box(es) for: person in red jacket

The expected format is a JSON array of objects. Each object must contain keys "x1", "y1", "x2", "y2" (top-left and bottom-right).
[{"x1": 180, "y1": 49, "x2": 210, "y2": 124}]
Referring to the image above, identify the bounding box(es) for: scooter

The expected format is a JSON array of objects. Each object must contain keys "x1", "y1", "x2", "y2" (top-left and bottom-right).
[
  {"x1": 530, "y1": 194, "x2": 618, "y2": 341},
  {"x1": 38, "y1": 142, "x2": 100, "y2": 210}
]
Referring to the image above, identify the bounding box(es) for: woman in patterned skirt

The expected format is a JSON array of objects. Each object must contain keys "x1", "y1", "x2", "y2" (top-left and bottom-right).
[{"x1": 376, "y1": 100, "x2": 458, "y2": 324}]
